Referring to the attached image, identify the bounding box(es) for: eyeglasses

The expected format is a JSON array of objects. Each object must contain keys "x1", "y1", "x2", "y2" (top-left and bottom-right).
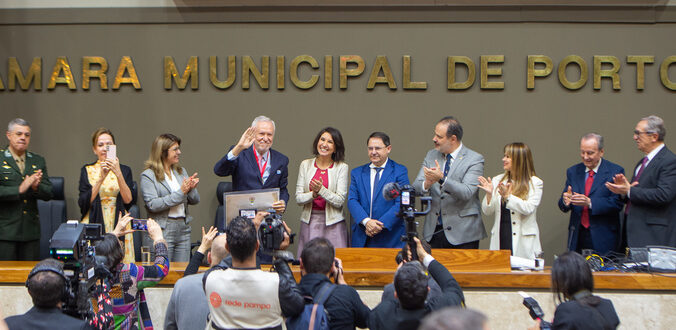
[
  {"x1": 633, "y1": 130, "x2": 655, "y2": 136},
  {"x1": 368, "y1": 146, "x2": 386, "y2": 152}
]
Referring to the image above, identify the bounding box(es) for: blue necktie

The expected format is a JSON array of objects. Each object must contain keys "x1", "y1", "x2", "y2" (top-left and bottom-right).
[
  {"x1": 372, "y1": 167, "x2": 383, "y2": 196},
  {"x1": 370, "y1": 167, "x2": 383, "y2": 218},
  {"x1": 438, "y1": 154, "x2": 452, "y2": 226}
]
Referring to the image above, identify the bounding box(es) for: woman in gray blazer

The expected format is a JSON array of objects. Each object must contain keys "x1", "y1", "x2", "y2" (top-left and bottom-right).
[{"x1": 140, "y1": 133, "x2": 199, "y2": 262}]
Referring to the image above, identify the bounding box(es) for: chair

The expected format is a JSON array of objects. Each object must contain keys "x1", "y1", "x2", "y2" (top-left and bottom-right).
[
  {"x1": 214, "y1": 182, "x2": 233, "y2": 232},
  {"x1": 38, "y1": 177, "x2": 67, "y2": 259}
]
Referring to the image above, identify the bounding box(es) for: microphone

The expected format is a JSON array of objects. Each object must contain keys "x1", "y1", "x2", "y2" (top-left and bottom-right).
[{"x1": 382, "y1": 182, "x2": 402, "y2": 200}]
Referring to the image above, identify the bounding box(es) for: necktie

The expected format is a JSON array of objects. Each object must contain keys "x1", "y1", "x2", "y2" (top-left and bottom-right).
[
  {"x1": 370, "y1": 167, "x2": 383, "y2": 218},
  {"x1": 437, "y1": 154, "x2": 452, "y2": 226},
  {"x1": 633, "y1": 157, "x2": 648, "y2": 182},
  {"x1": 443, "y1": 154, "x2": 452, "y2": 178},
  {"x1": 372, "y1": 167, "x2": 383, "y2": 194},
  {"x1": 580, "y1": 170, "x2": 594, "y2": 228}
]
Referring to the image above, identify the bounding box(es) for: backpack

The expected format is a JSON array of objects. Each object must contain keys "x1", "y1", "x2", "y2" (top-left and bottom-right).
[{"x1": 286, "y1": 282, "x2": 336, "y2": 330}]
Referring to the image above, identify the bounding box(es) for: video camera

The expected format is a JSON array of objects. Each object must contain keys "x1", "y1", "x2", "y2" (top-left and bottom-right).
[
  {"x1": 383, "y1": 183, "x2": 432, "y2": 261},
  {"x1": 258, "y1": 209, "x2": 295, "y2": 255},
  {"x1": 49, "y1": 221, "x2": 111, "y2": 320}
]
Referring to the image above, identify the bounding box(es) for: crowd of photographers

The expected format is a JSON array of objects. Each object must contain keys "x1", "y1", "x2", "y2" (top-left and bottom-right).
[{"x1": 3, "y1": 206, "x2": 619, "y2": 330}]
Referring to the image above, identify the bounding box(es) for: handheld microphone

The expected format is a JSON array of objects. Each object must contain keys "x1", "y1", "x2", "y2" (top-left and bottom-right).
[{"x1": 383, "y1": 182, "x2": 402, "y2": 200}]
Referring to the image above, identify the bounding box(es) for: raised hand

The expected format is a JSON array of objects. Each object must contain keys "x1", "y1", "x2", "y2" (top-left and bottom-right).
[
  {"x1": 197, "y1": 226, "x2": 219, "y2": 254},
  {"x1": 233, "y1": 126, "x2": 256, "y2": 156}
]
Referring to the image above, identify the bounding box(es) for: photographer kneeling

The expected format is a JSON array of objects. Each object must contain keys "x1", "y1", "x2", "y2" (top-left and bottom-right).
[
  {"x1": 203, "y1": 215, "x2": 304, "y2": 329},
  {"x1": 95, "y1": 214, "x2": 169, "y2": 329},
  {"x1": 5, "y1": 259, "x2": 113, "y2": 330},
  {"x1": 369, "y1": 237, "x2": 465, "y2": 330}
]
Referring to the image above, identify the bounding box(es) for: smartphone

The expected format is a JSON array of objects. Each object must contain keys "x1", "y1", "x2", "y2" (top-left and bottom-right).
[
  {"x1": 106, "y1": 145, "x2": 117, "y2": 160},
  {"x1": 131, "y1": 218, "x2": 148, "y2": 231}
]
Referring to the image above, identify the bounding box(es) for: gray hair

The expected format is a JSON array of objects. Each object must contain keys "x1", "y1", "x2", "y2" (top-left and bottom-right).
[
  {"x1": 641, "y1": 115, "x2": 666, "y2": 141},
  {"x1": 581, "y1": 133, "x2": 604, "y2": 151},
  {"x1": 419, "y1": 307, "x2": 488, "y2": 330},
  {"x1": 7, "y1": 118, "x2": 30, "y2": 132},
  {"x1": 251, "y1": 115, "x2": 275, "y2": 131}
]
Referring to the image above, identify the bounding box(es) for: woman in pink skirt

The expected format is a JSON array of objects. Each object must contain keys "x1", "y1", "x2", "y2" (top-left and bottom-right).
[{"x1": 295, "y1": 127, "x2": 349, "y2": 255}]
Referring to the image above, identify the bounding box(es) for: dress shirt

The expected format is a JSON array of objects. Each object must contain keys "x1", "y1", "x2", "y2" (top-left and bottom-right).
[
  {"x1": 361, "y1": 158, "x2": 389, "y2": 225},
  {"x1": 165, "y1": 171, "x2": 186, "y2": 218}
]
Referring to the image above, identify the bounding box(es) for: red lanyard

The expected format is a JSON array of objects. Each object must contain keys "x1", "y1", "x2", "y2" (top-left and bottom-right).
[{"x1": 253, "y1": 150, "x2": 269, "y2": 178}]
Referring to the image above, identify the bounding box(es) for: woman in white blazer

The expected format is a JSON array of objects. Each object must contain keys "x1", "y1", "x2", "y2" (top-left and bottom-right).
[
  {"x1": 295, "y1": 127, "x2": 349, "y2": 255},
  {"x1": 140, "y1": 133, "x2": 199, "y2": 262},
  {"x1": 478, "y1": 142, "x2": 543, "y2": 259}
]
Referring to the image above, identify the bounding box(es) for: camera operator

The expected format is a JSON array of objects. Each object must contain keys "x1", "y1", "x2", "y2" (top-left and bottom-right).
[
  {"x1": 368, "y1": 237, "x2": 465, "y2": 330},
  {"x1": 297, "y1": 237, "x2": 370, "y2": 330},
  {"x1": 4, "y1": 259, "x2": 113, "y2": 330},
  {"x1": 95, "y1": 214, "x2": 169, "y2": 329},
  {"x1": 203, "y1": 215, "x2": 303, "y2": 329},
  {"x1": 381, "y1": 239, "x2": 443, "y2": 303}
]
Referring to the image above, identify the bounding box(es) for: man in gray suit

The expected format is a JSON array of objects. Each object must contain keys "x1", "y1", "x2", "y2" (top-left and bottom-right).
[{"x1": 414, "y1": 116, "x2": 487, "y2": 249}]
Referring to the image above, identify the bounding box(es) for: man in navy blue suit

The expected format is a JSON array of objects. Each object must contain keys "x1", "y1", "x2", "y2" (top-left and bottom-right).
[
  {"x1": 348, "y1": 132, "x2": 409, "y2": 248},
  {"x1": 558, "y1": 133, "x2": 624, "y2": 254},
  {"x1": 214, "y1": 115, "x2": 288, "y2": 214}
]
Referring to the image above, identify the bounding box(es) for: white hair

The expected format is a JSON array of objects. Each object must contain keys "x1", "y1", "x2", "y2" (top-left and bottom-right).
[
  {"x1": 7, "y1": 118, "x2": 30, "y2": 132},
  {"x1": 251, "y1": 115, "x2": 275, "y2": 131}
]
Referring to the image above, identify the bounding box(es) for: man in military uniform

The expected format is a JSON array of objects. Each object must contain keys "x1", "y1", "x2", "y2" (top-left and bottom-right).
[{"x1": 0, "y1": 118, "x2": 52, "y2": 260}]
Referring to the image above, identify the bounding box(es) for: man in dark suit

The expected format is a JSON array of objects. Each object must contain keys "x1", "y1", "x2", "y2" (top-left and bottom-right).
[
  {"x1": 606, "y1": 115, "x2": 676, "y2": 248},
  {"x1": 0, "y1": 118, "x2": 52, "y2": 261},
  {"x1": 368, "y1": 237, "x2": 464, "y2": 330},
  {"x1": 4, "y1": 259, "x2": 95, "y2": 330},
  {"x1": 558, "y1": 133, "x2": 624, "y2": 254},
  {"x1": 348, "y1": 132, "x2": 409, "y2": 248},
  {"x1": 214, "y1": 115, "x2": 288, "y2": 213}
]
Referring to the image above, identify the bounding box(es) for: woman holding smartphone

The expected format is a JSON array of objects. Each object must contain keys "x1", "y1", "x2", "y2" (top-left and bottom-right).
[
  {"x1": 140, "y1": 133, "x2": 199, "y2": 262},
  {"x1": 295, "y1": 127, "x2": 348, "y2": 255},
  {"x1": 478, "y1": 142, "x2": 543, "y2": 259},
  {"x1": 78, "y1": 127, "x2": 136, "y2": 263}
]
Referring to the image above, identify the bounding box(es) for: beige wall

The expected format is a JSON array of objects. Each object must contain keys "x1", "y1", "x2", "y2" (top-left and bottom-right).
[
  {"x1": 1, "y1": 18, "x2": 675, "y2": 262},
  {"x1": 2, "y1": 285, "x2": 674, "y2": 329}
]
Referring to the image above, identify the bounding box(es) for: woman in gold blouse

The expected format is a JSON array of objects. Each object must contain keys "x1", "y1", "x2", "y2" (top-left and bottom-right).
[{"x1": 78, "y1": 127, "x2": 136, "y2": 262}]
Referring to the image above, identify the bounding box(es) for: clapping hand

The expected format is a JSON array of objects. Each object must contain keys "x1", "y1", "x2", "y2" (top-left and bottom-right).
[
  {"x1": 477, "y1": 176, "x2": 493, "y2": 194},
  {"x1": 570, "y1": 192, "x2": 591, "y2": 207},
  {"x1": 423, "y1": 160, "x2": 444, "y2": 188},
  {"x1": 497, "y1": 181, "x2": 512, "y2": 199},
  {"x1": 562, "y1": 186, "x2": 573, "y2": 206},
  {"x1": 605, "y1": 173, "x2": 635, "y2": 195},
  {"x1": 309, "y1": 178, "x2": 323, "y2": 197},
  {"x1": 181, "y1": 173, "x2": 199, "y2": 194}
]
